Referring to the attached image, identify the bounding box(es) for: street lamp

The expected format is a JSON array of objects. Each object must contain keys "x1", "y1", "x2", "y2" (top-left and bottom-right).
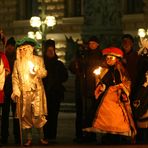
[
  {"x1": 137, "y1": 28, "x2": 148, "y2": 55},
  {"x1": 138, "y1": 28, "x2": 148, "y2": 38},
  {"x1": 29, "y1": 15, "x2": 56, "y2": 41},
  {"x1": 28, "y1": 0, "x2": 56, "y2": 55}
]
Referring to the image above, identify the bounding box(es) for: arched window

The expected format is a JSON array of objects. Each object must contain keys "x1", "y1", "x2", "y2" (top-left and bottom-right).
[
  {"x1": 125, "y1": 0, "x2": 144, "y2": 14},
  {"x1": 65, "y1": 0, "x2": 83, "y2": 17},
  {"x1": 16, "y1": 0, "x2": 39, "y2": 20}
]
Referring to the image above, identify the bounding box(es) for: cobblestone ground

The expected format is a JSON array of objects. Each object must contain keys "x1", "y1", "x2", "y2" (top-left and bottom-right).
[
  {"x1": 1, "y1": 111, "x2": 148, "y2": 148},
  {"x1": 3, "y1": 112, "x2": 75, "y2": 146}
]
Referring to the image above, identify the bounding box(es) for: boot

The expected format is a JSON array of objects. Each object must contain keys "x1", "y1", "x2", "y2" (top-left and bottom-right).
[{"x1": 24, "y1": 139, "x2": 32, "y2": 147}]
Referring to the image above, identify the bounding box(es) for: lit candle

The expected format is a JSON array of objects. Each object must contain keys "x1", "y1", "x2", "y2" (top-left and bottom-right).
[
  {"x1": 28, "y1": 61, "x2": 36, "y2": 74},
  {"x1": 93, "y1": 67, "x2": 102, "y2": 76},
  {"x1": 93, "y1": 66, "x2": 103, "y2": 86}
]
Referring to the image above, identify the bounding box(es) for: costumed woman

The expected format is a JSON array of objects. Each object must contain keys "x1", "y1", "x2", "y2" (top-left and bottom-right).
[{"x1": 83, "y1": 47, "x2": 137, "y2": 144}]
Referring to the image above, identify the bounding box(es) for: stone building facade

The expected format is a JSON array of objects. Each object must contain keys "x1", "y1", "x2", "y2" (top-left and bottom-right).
[
  {"x1": 0, "y1": 0, "x2": 147, "y2": 107},
  {"x1": 0, "y1": 0, "x2": 146, "y2": 41}
]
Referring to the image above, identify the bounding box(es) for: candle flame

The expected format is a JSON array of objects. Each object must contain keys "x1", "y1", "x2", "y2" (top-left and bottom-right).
[
  {"x1": 93, "y1": 67, "x2": 102, "y2": 76},
  {"x1": 28, "y1": 61, "x2": 35, "y2": 74}
]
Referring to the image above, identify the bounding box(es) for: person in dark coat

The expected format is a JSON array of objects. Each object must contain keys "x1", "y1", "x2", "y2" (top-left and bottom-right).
[
  {"x1": 43, "y1": 39, "x2": 68, "y2": 142},
  {"x1": 0, "y1": 37, "x2": 20, "y2": 145},
  {"x1": 68, "y1": 36, "x2": 106, "y2": 143},
  {"x1": 132, "y1": 39, "x2": 148, "y2": 144},
  {"x1": 121, "y1": 34, "x2": 140, "y2": 102}
]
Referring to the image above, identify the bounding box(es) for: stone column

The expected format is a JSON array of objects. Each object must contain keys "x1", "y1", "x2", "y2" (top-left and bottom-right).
[
  {"x1": 143, "y1": 0, "x2": 148, "y2": 14},
  {"x1": 81, "y1": 0, "x2": 123, "y2": 47},
  {"x1": 17, "y1": 0, "x2": 27, "y2": 19},
  {"x1": 143, "y1": 0, "x2": 148, "y2": 26}
]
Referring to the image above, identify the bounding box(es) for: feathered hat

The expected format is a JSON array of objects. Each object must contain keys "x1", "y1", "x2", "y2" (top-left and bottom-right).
[{"x1": 16, "y1": 37, "x2": 41, "y2": 49}]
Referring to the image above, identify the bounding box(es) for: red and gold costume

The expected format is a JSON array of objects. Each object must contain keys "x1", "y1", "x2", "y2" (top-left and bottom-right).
[
  {"x1": 0, "y1": 52, "x2": 10, "y2": 104},
  {"x1": 84, "y1": 47, "x2": 136, "y2": 143}
]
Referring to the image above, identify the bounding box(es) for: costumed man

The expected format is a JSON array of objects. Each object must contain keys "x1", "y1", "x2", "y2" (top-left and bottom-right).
[
  {"x1": 11, "y1": 37, "x2": 48, "y2": 146},
  {"x1": 0, "y1": 31, "x2": 10, "y2": 146},
  {"x1": 83, "y1": 47, "x2": 137, "y2": 144},
  {"x1": 0, "y1": 31, "x2": 10, "y2": 104},
  {"x1": 1, "y1": 37, "x2": 21, "y2": 145},
  {"x1": 0, "y1": 31, "x2": 10, "y2": 103}
]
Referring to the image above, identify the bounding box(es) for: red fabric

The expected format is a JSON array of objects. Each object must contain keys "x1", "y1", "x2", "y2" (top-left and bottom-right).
[
  {"x1": 0, "y1": 52, "x2": 10, "y2": 73},
  {"x1": 0, "y1": 52, "x2": 10, "y2": 104},
  {"x1": 102, "y1": 47, "x2": 124, "y2": 58},
  {"x1": 0, "y1": 90, "x2": 4, "y2": 104}
]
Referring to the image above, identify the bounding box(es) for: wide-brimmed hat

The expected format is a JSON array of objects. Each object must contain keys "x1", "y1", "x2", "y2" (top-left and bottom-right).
[
  {"x1": 102, "y1": 47, "x2": 124, "y2": 58},
  {"x1": 16, "y1": 37, "x2": 41, "y2": 49}
]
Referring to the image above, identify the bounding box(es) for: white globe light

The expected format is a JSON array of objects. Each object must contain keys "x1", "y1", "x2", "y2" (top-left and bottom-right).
[
  {"x1": 45, "y1": 16, "x2": 56, "y2": 27},
  {"x1": 138, "y1": 28, "x2": 146, "y2": 38},
  {"x1": 30, "y1": 16, "x2": 41, "y2": 27},
  {"x1": 28, "y1": 31, "x2": 35, "y2": 39},
  {"x1": 35, "y1": 31, "x2": 42, "y2": 40}
]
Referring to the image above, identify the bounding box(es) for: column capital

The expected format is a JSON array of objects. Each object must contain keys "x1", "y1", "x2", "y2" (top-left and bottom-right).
[{"x1": 143, "y1": 0, "x2": 148, "y2": 14}]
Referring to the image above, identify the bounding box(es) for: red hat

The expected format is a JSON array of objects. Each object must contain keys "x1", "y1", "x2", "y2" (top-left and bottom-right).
[{"x1": 102, "y1": 47, "x2": 123, "y2": 58}]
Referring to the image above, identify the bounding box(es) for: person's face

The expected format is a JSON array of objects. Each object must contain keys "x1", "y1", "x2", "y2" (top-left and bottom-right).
[
  {"x1": 46, "y1": 46, "x2": 55, "y2": 58},
  {"x1": 88, "y1": 41, "x2": 99, "y2": 50},
  {"x1": 106, "y1": 55, "x2": 117, "y2": 66},
  {"x1": 5, "y1": 44, "x2": 15, "y2": 55},
  {"x1": 18, "y1": 45, "x2": 32, "y2": 58},
  {"x1": 122, "y1": 38, "x2": 133, "y2": 54}
]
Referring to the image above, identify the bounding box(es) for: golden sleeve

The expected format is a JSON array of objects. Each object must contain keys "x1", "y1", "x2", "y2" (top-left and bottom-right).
[{"x1": 11, "y1": 61, "x2": 21, "y2": 100}]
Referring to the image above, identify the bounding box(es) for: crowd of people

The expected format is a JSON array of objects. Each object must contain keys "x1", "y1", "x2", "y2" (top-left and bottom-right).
[
  {"x1": 69, "y1": 34, "x2": 148, "y2": 145},
  {"x1": 0, "y1": 30, "x2": 147, "y2": 146}
]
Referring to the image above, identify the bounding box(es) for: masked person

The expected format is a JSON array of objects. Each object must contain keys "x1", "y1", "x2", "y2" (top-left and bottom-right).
[
  {"x1": 11, "y1": 37, "x2": 48, "y2": 146},
  {"x1": 83, "y1": 47, "x2": 137, "y2": 144}
]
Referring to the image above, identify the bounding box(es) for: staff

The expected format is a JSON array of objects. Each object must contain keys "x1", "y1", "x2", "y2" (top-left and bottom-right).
[{"x1": 16, "y1": 96, "x2": 23, "y2": 146}]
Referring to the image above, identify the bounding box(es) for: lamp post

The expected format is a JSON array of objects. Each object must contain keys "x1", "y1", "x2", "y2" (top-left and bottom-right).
[
  {"x1": 28, "y1": 0, "x2": 56, "y2": 42},
  {"x1": 28, "y1": 0, "x2": 56, "y2": 55},
  {"x1": 138, "y1": 28, "x2": 148, "y2": 38},
  {"x1": 28, "y1": 15, "x2": 56, "y2": 56},
  {"x1": 29, "y1": 15, "x2": 56, "y2": 41},
  {"x1": 137, "y1": 28, "x2": 148, "y2": 55}
]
